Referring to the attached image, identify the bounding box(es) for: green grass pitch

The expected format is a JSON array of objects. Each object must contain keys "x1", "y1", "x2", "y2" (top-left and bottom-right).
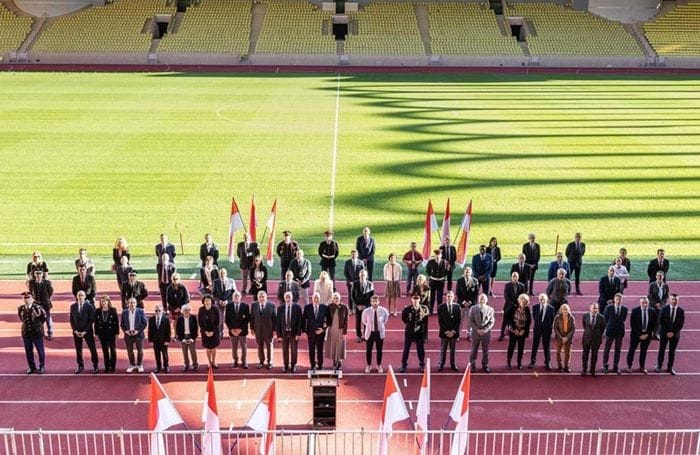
[{"x1": 0, "y1": 71, "x2": 698, "y2": 280}]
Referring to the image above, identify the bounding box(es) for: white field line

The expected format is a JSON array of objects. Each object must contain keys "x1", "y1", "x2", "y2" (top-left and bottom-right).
[
  {"x1": 0, "y1": 399, "x2": 698, "y2": 405},
  {"x1": 328, "y1": 73, "x2": 341, "y2": 231}
]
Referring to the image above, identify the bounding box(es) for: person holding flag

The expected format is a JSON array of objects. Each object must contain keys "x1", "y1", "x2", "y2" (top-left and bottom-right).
[
  {"x1": 276, "y1": 231, "x2": 299, "y2": 280},
  {"x1": 440, "y1": 237, "x2": 457, "y2": 292}
]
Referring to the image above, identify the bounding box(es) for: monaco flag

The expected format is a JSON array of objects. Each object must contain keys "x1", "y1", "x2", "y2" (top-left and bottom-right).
[
  {"x1": 441, "y1": 198, "x2": 451, "y2": 244},
  {"x1": 227, "y1": 197, "x2": 245, "y2": 261},
  {"x1": 421, "y1": 200, "x2": 439, "y2": 266},
  {"x1": 455, "y1": 200, "x2": 473, "y2": 267},
  {"x1": 378, "y1": 366, "x2": 410, "y2": 455},
  {"x1": 148, "y1": 373, "x2": 184, "y2": 455},
  {"x1": 246, "y1": 380, "x2": 276, "y2": 455},
  {"x1": 250, "y1": 195, "x2": 258, "y2": 243},
  {"x1": 448, "y1": 368, "x2": 472, "y2": 455},
  {"x1": 264, "y1": 199, "x2": 278, "y2": 267},
  {"x1": 415, "y1": 358, "x2": 431, "y2": 455},
  {"x1": 201, "y1": 367, "x2": 222, "y2": 455}
]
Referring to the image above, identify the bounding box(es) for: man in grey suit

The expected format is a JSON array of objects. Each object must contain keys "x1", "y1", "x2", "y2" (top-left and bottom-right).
[
  {"x1": 581, "y1": 302, "x2": 606, "y2": 376},
  {"x1": 468, "y1": 293, "x2": 495, "y2": 373},
  {"x1": 250, "y1": 291, "x2": 277, "y2": 370}
]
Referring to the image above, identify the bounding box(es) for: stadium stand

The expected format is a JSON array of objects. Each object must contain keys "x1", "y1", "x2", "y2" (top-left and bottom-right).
[
  {"x1": 428, "y1": 3, "x2": 522, "y2": 56},
  {"x1": 33, "y1": 0, "x2": 175, "y2": 53},
  {"x1": 255, "y1": 0, "x2": 335, "y2": 54},
  {"x1": 643, "y1": 3, "x2": 700, "y2": 56},
  {"x1": 158, "y1": 0, "x2": 251, "y2": 55},
  {"x1": 506, "y1": 3, "x2": 643, "y2": 56},
  {"x1": 344, "y1": 2, "x2": 424, "y2": 55},
  {"x1": 0, "y1": 3, "x2": 32, "y2": 54}
]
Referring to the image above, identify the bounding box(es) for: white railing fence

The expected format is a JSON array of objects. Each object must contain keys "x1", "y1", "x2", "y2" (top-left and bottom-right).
[{"x1": 1, "y1": 429, "x2": 699, "y2": 455}]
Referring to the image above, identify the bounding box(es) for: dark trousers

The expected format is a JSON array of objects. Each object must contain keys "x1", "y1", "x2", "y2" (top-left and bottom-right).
[
  {"x1": 428, "y1": 280, "x2": 444, "y2": 314},
  {"x1": 308, "y1": 333, "x2": 325, "y2": 369},
  {"x1": 73, "y1": 333, "x2": 98, "y2": 368},
  {"x1": 527, "y1": 265, "x2": 538, "y2": 294},
  {"x1": 321, "y1": 263, "x2": 336, "y2": 286},
  {"x1": 365, "y1": 260, "x2": 374, "y2": 281},
  {"x1": 626, "y1": 335, "x2": 651, "y2": 369},
  {"x1": 153, "y1": 342, "x2": 169, "y2": 370},
  {"x1": 571, "y1": 264, "x2": 582, "y2": 292},
  {"x1": 401, "y1": 336, "x2": 425, "y2": 368},
  {"x1": 281, "y1": 333, "x2": 298, "y2": 368},
  {"x1": 530, "y1": 329, "x2": 552, "y2": 365},
  {"x1": 256, "y1": 338, "x2": 272, "y2": 366},
  {"x1": 439, "y1": 337, "x2": 456, "y2": 368},
  {"x1": 477, "y1": 277, "x2": 490, "y2": 295},
  {"x1": 603, "y1": 335, "x2": 623, "y2": 369},
  {"x1": 354, "y1": 308, "x2": 365, "y2": 338},
  {"x1": 446, "y1": 267, "x2": 455, "y2": 292},
  {"x1": 280, "y1": 262, "x2": 290, "y2": 280},
  {"x1": 346, "y1": 282, "x2": 354, "y2": 312},
  {"x1": 658, "y1": 335, "x2": 680, "y2": 369},
  {"x1": 582, "y1": 339, "x2": 601, "y2": 373},
  {"x1": 125, "y1": 335, "x2": 144, "y2": 366},
  {"x1": 366, "y1": 331, "x2": 383, "y2": 366},
  {"x1": 23, "y1": 335, "x2": 45, "y2": 370},
  {"x1": 98, "y1": 335, "x2": 117, "y2": 370},
  {"x1": 158, "y1": 283, "x2": 168, "y2": 307},
  {"x1": 406, "y1": 268, "x2": 419, "y2": 294},
  {"x1": 508, "y1": 334, "x2": 526, "y2": 366}
]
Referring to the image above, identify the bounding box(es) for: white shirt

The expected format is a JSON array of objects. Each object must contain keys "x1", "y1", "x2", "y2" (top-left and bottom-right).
[
  {"x1": 383, "y1": 262, "x2": 402, "y2": 281},
  {"x1": 184, "y1": 316, "x2": 190, "y2": 335},
  {"x1": 128, "y1": 310, "x2": 136, "y2": 331}
]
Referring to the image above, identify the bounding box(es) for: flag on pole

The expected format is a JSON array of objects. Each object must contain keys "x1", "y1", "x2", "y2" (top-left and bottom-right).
[
  {"x1": 148, "y1": 373, "x2": 184, "y2": 455},
  {"x1": 378, "y1": 366, "x2": 411, "y2": 455},
  {"x1": 441, "y1": 198, "x2": 451, "y2": 244},
  {"x1": 421, "y1": 200, "x2": 439, "y2": 266},
  {"x1": 246, "y1": 380, "x2": 276, "y2": 455},
  {"x1": 227, "y1": 198, "x2": 245, "y2": 261},
  {"x1": 264, "y1": 199, "x2": 278, "y2": 267},
  {"x1": 415, "y1": 358, "x2": 431, "y2": 455},
  {"x1": 201, "y1": 367, "x2": 222, "y2": 455},
  {"x1": 250, "y1": 195, "x2": 258, "y2": 242},
  {"x1": 448, "y1": 368, "x2": 472, "y2": 455},
  {"x1": 455, "y1": 200, "x2": 473, "y2": 267}
]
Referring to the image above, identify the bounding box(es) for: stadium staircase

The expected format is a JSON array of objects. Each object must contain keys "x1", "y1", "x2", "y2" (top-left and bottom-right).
[
  {"x1": 623, "y1": 22, "x2": 657, "y2": 59},
  {"x1": 414, "y1": 3, "x2": 432, "y2": 55},
  {"x1": 643, "y1": 2, "x2": 700, "y2": 56},
  {"x1": 247, "y1": 1, "x2": 265, "y2": 55},
  {"x1": 0, "y1": 1, "x2": 32, "y2": 58},
  {"x1": 18, "y1": 14, "x2": 45, "y2": 53}
]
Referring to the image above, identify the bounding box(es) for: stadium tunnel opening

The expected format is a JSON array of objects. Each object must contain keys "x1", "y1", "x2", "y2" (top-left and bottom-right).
[
  {"x1": 507, "y1": 17, "x2": 527, "y2": 42},
  {"x1": 333, "y1": 15, "x2": 348, "y2": 41},
  {"x1": 152, "y1": 14, "x2": 172, "y2": 39}
]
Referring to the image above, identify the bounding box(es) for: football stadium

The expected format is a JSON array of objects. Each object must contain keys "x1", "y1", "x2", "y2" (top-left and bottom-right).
[{"x1": 0, "y1": 0, "x2": 699, "y2": 453}]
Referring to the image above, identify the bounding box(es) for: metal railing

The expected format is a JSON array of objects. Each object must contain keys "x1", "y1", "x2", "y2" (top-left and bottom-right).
[{"x1": 1, "y1": 428, "x2": 699, "y2": 455}]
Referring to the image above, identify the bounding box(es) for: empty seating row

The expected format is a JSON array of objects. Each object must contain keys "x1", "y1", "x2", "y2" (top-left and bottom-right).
[{"x1": 644, "y1": 3, "x2": 700, "y2": 56}]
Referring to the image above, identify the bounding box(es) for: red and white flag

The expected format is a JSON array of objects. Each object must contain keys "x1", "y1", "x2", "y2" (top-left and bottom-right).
[
  {"x1": 148, "y1": 373, "x2": 184, "y2": 455},
  {"x1": 250, "y1": 195, "x2": 258, "y2": 243},
  {"x1": 201, "y1": 367, "x2": 222, "y2": 455},
  {"x1": 264, "y1": 199, "x2": 278, "y2": 267},
  {"x1": 421, "y1": 200, "x2": 439, "y2": 266},
  {"x1": 441, "y1": 198, "x2": 451, "y2": 244},
  {"x1": 415, "y1": 358, "x2": 431, "y2": 455},
  {"x1": 246, "y1": 380, "x2": 276, "y2": 455},
  {"x1": 378, "y1": 366, "x2": 410, "y2": 455},
  {"x1": 455, "y1": 200, "x2": 473, "y2": 267},
  {"x1": 227, "y1": 197, "x2": 245, "y2": 261},
  {"x1": 448, "y1": 368, "x2": 471, "y2": 455}
]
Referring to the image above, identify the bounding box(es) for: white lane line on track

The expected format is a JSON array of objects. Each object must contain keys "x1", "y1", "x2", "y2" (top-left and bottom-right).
[
  {"x1": 328, "y1": 73, "x2": 341, "y2": 231},
  {"x1": 1, "y1": 399, "x2": 699, "y2": 405}
]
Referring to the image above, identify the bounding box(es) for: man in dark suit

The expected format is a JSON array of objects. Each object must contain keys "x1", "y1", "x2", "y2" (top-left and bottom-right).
[
  {"x1": 426, "y1": 249, "x2": 448, "y2": 315},
  {"x1": 276, "y1": 230, "x2": 299, "y2": 280},
  {"x1": 598, "y1": 266, "x2": 622, "y2": 315},
  {"x1": 303, "y1": 292, "x2": 328, "y2": 370},
  {"x1": 501, "y1": 272, "x2": 526, "y2": 340},
  {"x1": 318, "y1": 230, "x2": 339, "y2": 285},
  {"x1": 289, "y1": 249, "x2": 312, "y2": 305},
  {"x1": 166, "y1": 274, "x2": 189, "y2": 334},
  {"x1": 471, "y1": 245, "x2": 494, "y2": 295},
  {"x1": 213, "y1": 268, "x2": 236, "y2": 337},
  {"x1": 115, "y1": 256, "x2": 134, "y2": 293},
  {"x1": 440, "y1": 237, "x2": 458, "y2": 291},
  {"x1": 547, "y1": 252, "x2": 570, "y2": 282},
  {"x1": 121, "y1": 298, "x2": 147, "y2": 373},
  {"x1": 648, "y1": 271, "x2": 670, "y2": 311},
  {"x1": 646, "y1": 249, "x2": 670, "y2": 282},
  {"x1": 155, "y1": 233, "x2": 177, "y2": 265},
  {"x1": 565, "y1": 232, "x2": 586, "y2": 295},
  {"x1": 626, "y1": 297, "x2": 657, "y2": 374},
  {"x1": 276, "y1": 292, "x2": 303, "y2": 372},
  {"x1": 70, "y1": 291, "x2": 98, "y2": 374},
  {"x1": 237, "y1": 232, "x2": 259, "y2": 293},
  {"x1": 200, "y1": 233, "x2": 220, "y2": 266},
  {"x1": 438, "y1": 291, "x2": 461, "y2": 371},
  {"x1": 250, "y1": 291, "x2": 276, "y2": 369},
  {"x1": 148, "y1": 304, "x2": 171, "y2": 373},
  {"x1": 277, "y1": 270, "x2": 300, "y2": 303},
  {"x1": 602, "y1": 293, "x2": 628, "y2": 374},
  {"x1": 72, "y1": 265, "x2": 96, "y2": 303},
  {"x1": 529, "y1": 293, "x2": 555, "y2": 370},
  {"x1": 581, "y1": 302, "x2": 605, "y2": 376},
  {"x1": 356, "y1": 227, "x2": 376, "y2": 281},
  {"x1": 352, "y1": 270, "x2": 374, "y2": 342},
  {"x1": 121, "y1": 272, "x2": 148, "y2": 309},
  {"x1": 156, "y1": 253, "x2": 176, "y2": 307},
  {"x1": 510, "y1": 254, "x2": 531, "y2": 288},
  {"x1": 175, "y1": 304, "x2": 199, "y2": 371},
  {"x1": 343, "y1": 250, "x2": 364, "y2": 313},
  {"x1": 656, "y1": 294, "x2": 685, "y2": 375},
  {"x1": 546, "y1": 268, "x2": 571, "y2": 312},
  {"x1": 456, "y1": 267, "x2": 479, "y2": 340},
  {"x1": 225, "y1": 291, "x2": 249, "y2": 369},
  {"x1": 522, "y1": 233, "x2": 541, "y2": 296}
]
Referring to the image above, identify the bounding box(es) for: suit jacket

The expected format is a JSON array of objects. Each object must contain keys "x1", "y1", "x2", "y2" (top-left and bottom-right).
[
  {"x1": 344, "y1": 259, "x2": 364, "y2": 283},
  {"x1": 277, "y1": 280, "x2": 300, "y2": 302},
  {"x1": 175, "y1": 314, "x2": 199, "y2": 341},
  {"x1": 426, "y1": 258, "x2": 448, "y2": 281},
  {"x1": 503, "y1": 281, "x2": 526, "y2": 309},
  {"x1": 456, "y1": 276, "x2": 479, "y2": 308},
  {"x1": 510, "y1": 262, "x2": 531, "y2": 285},
  {"x1": 289, "y1": 258, "x2": 312, "y2": 288},
  {"x1": 28, "y1": 279, "x2": 54, "y2": 307},
  {"x1": 224, "y1": 301, "x2": 250, "y2": 337},
  {"x1": 276, "y1": 240, "x2": 299, "y2": 266},
  {"x1": 356, "y1": 236, "x2": 376, "y2": 262},
  {"x1": 468, "y1": 304, "x2": 495, "y2": 334},
  {"x1": 629, "y1": 306, "x2": 657, "y2": 339},
  {"x1": 237, "y1": 241, "x2": 259, "y2": 269},
  {"x1": 166, "y1": 284, "x2": 190, "y2": 312},
  {"x1": 437, "y1": 302, "x2": 461, "y2": 338},
  {"x1": 155, "y1": 243, "x2": 176, "y2": 263},
  {"x1": 503, "y1": 305, "x2": 531, "y2": 337},
  {"x1": 199, "y1": 266, "x2": 219, "y2": 292},
  {"x1": 70, "y1": 301, "x2": 96, "y2": 335},
  {"x1": 598, "y1": 276, "x2": 621, "y2": 305},
  {"x1": 115, "y1": 265, "x2": 134, "y2": 288},
  {"x1": 94, "y1": 307, "x2": 120, "y2": 339},
  {"x1": 658, "y1": 304, "x2": 684, "y2": 337},
  {"x1": 565, "y1": 241, "x2": 586, "y2": 267},
  {"x1": 531, "y1": 303, "x2": 555, "y2": 334},
  {"x1": 318, "y1": 240, "x2": 339, "y2": 267},
  {"x1": 361, "y1": 306, "x2": 389, "y2": 340},
  {"x1": 647, "y1": 258, "x2": 670, "y2": 282},
  {"x1": 553, "y1": 313, "x2": 576, "y2": 342},
  {"x1": 250, "y1": 301, "x2": 277, "y2": 341},
  {"x1": 112, "y1": 248, "x2": 131, "y2": 268},
  {"x1": 213, "y1": 277, "x2": 236, "y2": 304},
  {"x1": 351, "y1": 280, "x2": 375, "y2": 310},
  {"x1": 471, "y1": 253, "x2": 494, "y2": 280},
  {"x1": 522, "y1": 242, "x2": 541, "y2": 267},
  {"x1": 603, "y1": 304, "x2": 628, "y2": 338},
  {"x1": 547, "y1": 261, "x2": 570, "y2": 281},
  {"x1": 302, "y1": 303, "x2": 328, "y2": 336},
  {"x1": 276, "y1": 303, "x2": 303, "y2": 337},
  {"x1": 647, "y1": 281, "x2": 670, "y2": 307},
  {"x1": 71, "y1": 274, "x2": 96, "y2": 302},
  {"x1": 156, "y1": 262, "x2": 176, "y2": 285},
  {"x1": 440, "y1": 244, "x2": 457, "y2": 267},
  {"x1": 546, "y1": 278, "x2": 571, "y2": 304},
  {"x1": 148, "y1": 315, "x2": 171, "y2": 345},
  {"x1": 248, "y1": 264, "x2": 268, "y2": 292},
  {"x1": 200, "y1": 242, "x2": 220, "y2": 265},
  {"x1": 121, "y1": 280, "x2": 148, "y2": 307},
  {"x1": 581, "y1": 312, "x2": 605, "y2": 345},
  {"x1": 120, "y1": 308, "x2": 148, "y2": 338},
  {"x1": 325, "y1": 303, "x2": 349, "y2": 334}
]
